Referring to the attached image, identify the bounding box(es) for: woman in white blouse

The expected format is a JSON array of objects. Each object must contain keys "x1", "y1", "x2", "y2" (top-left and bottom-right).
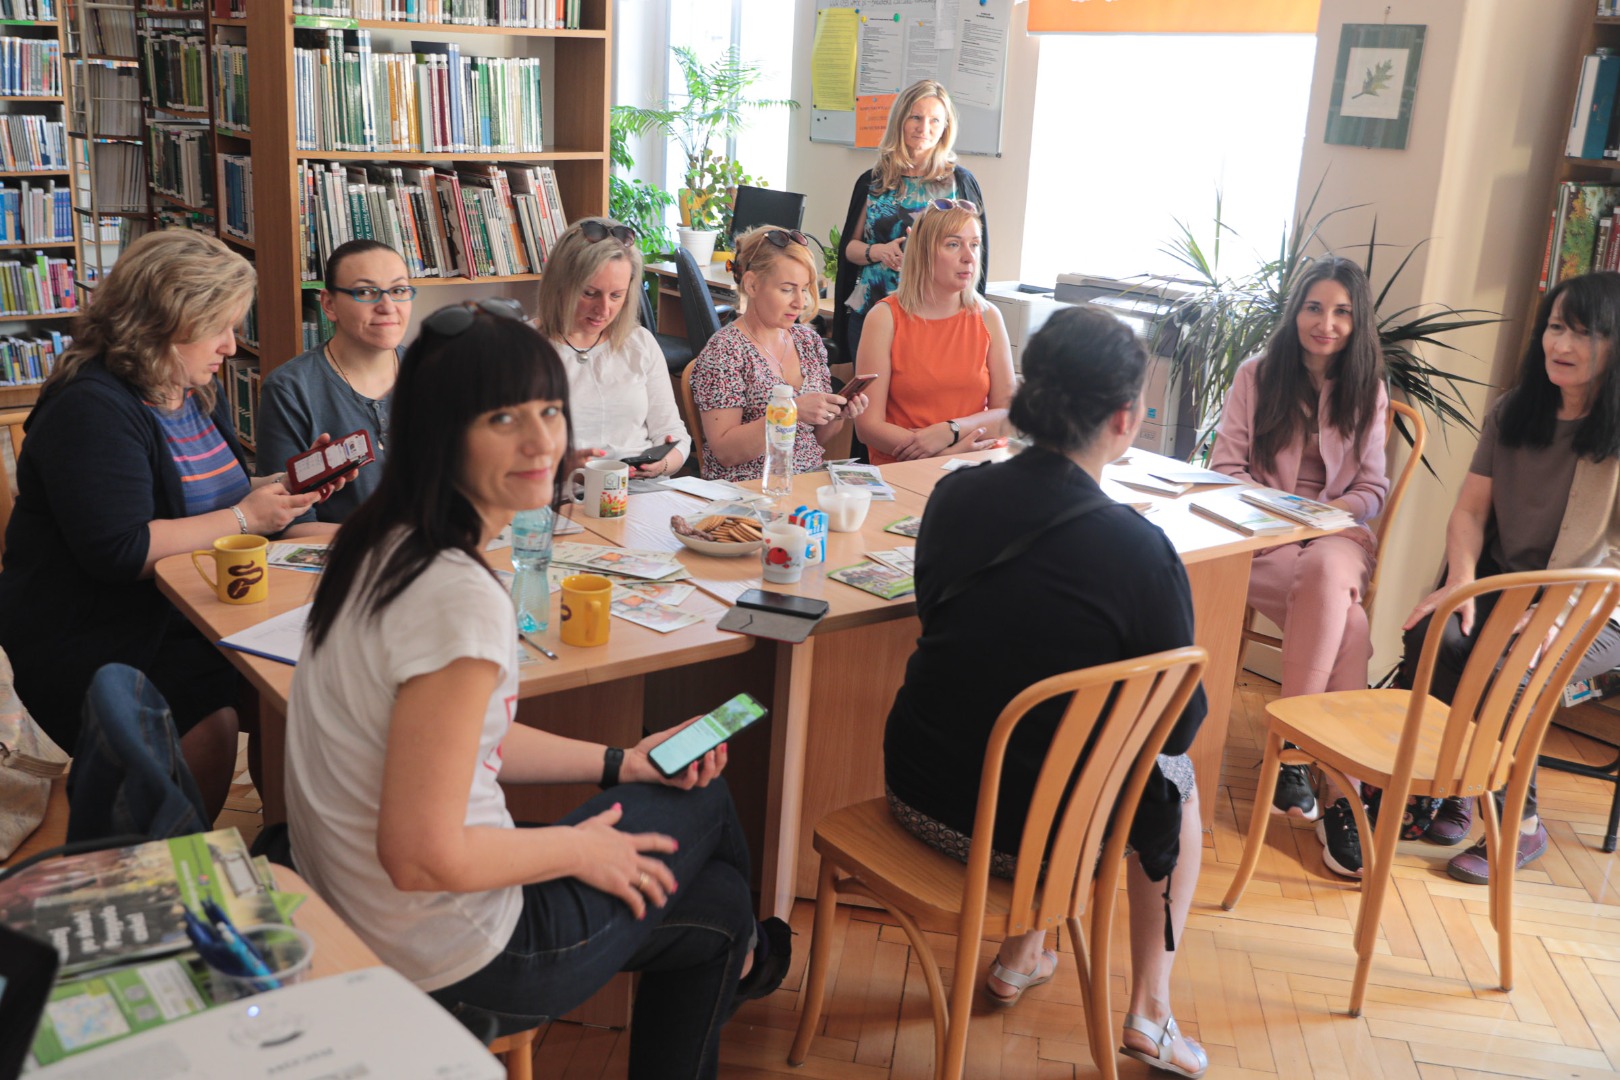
[{"x1": 533, "y1": 218, "x2": 692, "y2": 478}]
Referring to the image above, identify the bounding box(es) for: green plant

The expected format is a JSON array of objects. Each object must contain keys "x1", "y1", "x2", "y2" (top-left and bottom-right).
[
  {"x1": 824, "y1": 226, "x2": 841, "y2": 281},
  {"x1": 684, "y1": 150, "x2": 761, "y2": 237},
  {"x1": 614, "y1": 46, "x2": 796, "y2": 228},
  {"x1": 608, "y1": 108, "x2": 675, "y2": 258},
  {"x1": 1153, "y1": 182, "x2": 1497, "y2": 463}
]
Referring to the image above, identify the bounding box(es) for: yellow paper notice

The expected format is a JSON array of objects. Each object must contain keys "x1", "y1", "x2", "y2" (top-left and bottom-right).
[{"x1": 812, "y1": 8, "x2": 858, "y2": 111}]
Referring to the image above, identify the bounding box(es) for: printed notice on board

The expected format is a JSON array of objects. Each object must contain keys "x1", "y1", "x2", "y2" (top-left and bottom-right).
[
  {"x1": 813, "y1": 7, "x2": 858, "y2": 111},
  {"x1": 856, "y1": 93, "x2": 896, "y2": 148},
  {"x1": 857, "y1": 13, "x2": 905, "y2": 96},
  {"x1": 953, "y1": 8, "x2": 1005, "y2": 110},
  {"x1": 904, "y1": 18, "x2": 937, "y2": 86},
  {"x1": 934, "y1": 0, "x2": 960, "y2": 51}
]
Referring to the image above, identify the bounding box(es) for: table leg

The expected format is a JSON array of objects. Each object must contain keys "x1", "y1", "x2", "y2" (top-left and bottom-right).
[
  {"x1": 1185, "y1": 551, "x2": 1255, "y2": 831},
  {"x1": 257, "y1": 692, "x2": 287, "y2": 827},
  {"x1": 760, "y1": 637, "x2": 815, "y2": 920}
]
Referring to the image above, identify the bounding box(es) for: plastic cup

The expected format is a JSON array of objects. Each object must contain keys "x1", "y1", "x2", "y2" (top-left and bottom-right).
[
  {"x1": 816, "y1": 485, "x2": 872, "y2": 532},
  {"x1": 204, "y1": 924, "x2": 315, "y2": 1003}
]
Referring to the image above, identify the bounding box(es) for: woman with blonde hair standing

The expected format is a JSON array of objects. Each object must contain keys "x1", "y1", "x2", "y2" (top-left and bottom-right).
[
  {"x1": 532, "y1": 217, "x2": 690, "y2": 478},
  {"x1": 689, "y1": 226, "x2": 867, "y2": 481},
  {"x1": 834, "y1": 79, "x2": 990, "y2": 366},
  {"x1": 855, "y1": 199, "x2": 1013, "y2": 464}
]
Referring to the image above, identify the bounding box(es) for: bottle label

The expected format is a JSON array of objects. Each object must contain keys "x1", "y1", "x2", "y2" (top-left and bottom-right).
[{"x1": 766, "y1": 400, "x2": 797, "y2": 429}]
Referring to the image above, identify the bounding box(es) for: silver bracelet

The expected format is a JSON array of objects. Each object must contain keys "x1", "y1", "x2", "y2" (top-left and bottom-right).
[{"x1": 229, "y1": 505, "x2": 249, "y2": 534}]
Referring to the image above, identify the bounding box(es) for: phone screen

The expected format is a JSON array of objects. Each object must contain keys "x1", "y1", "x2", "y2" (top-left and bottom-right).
[
  {"x1": 647, "y1": 693, "x2": 769, "y2": 777},
  {"x1": 735, "y1": 589, "x2": 830, "y2": 620},
  {"x1": 621, "y1": 442, "x2": 676, "y2": 467}
]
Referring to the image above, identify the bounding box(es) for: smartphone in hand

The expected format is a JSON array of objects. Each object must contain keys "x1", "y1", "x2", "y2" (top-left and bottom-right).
[
  {"x1": 648, "y1": 693, "x2": 769, "y2": 777},
  {"x1": 839, "y1": 373, "x2": 877, "y2": 401},
  {"x1": 619, "y1": 441, "x2": 678, "y2": 469}
]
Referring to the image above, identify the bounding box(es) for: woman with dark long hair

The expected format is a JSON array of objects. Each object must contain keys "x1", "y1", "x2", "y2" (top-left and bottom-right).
[
  {"x1": 1209, "y1": 256, "x2": 1388, "y2": 866},
  {"x1": 284, "y1": 301, "x2": 787, "y2": 1079}
]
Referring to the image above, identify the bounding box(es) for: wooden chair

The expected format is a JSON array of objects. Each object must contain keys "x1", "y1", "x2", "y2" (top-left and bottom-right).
[
  {"x1": 1242, "y1": 398, "x2": 1428, "y2": 651},
  {"x1": 679, "y1": 361, "x2": 705, "y2": 467},
  {"x1": 488, "y1": 1028, "x2": 538, "y2": 1080},
  {"x1": 1223, "y1": 568, "x2": 1620, "y2": 1013},
  {"x1": 0, "y1": 406, "x2": 29, "y2": 566},
  {"x1": 788, "y1": 647, "x2": 1208, "y2": 1080}
]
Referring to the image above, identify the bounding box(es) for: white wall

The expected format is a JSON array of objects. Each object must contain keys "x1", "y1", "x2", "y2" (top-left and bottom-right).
[{"x1": 783, "y1": 0, "x2": 1040, "y2": 281}]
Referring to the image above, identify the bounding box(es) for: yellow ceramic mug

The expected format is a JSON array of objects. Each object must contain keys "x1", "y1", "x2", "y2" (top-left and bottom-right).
[
  {"x1": 191, "y1": 534, "x2": 270, "y2": 604},
  {"x1": 559, "y1": 573, "x2": 612, "y2": 647}
]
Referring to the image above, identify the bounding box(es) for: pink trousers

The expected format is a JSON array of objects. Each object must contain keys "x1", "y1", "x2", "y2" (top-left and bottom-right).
[{"x1": 1247, "y1": 534, "x2": 1375, "y2": 698}]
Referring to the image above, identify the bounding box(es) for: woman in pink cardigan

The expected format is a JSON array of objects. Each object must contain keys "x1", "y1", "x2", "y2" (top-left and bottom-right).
[{"x1": 1211, "y1": 257, "x2": 1388, "y2": 834}]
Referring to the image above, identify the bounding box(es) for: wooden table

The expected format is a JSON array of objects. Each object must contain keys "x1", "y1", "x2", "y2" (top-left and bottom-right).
[
  {"x1": 272, "y1": 864, "x2": 382, "y2": 978},
  {"x1": 645, "y1": 258, "x2": 836, "y2": 342}
]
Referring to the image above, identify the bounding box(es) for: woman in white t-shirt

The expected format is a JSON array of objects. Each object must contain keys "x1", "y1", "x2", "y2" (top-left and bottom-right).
[
  {"x1": 285, "y1": 299, "x2": 785, "y2": 1079},
  {"x1": 533, "y1": 217, "x2": 691, "y2": 478}
]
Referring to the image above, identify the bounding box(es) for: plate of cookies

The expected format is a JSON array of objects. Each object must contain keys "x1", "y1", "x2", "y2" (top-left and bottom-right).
[{"x1": 670, "y1": 507, "x2": 767, "y2": 557}]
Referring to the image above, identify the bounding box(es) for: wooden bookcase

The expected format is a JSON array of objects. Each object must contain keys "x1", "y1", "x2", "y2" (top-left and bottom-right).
[
  {"x1": 241, "y1": 1, "x2": 612, "y2": 378},
  {"x1": 0, "y1": 8, "x2": 82, "y2": 410}
]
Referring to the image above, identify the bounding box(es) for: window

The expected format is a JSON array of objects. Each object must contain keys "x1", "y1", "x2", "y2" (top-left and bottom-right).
[{"x1": 1021, "y1": 34, "x2": 1316, "y2": 286}]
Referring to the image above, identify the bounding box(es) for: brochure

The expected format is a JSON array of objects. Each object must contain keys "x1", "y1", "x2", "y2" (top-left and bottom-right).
[{"x1": 828, "y1": 561, "x2": 915, "y2": 600}]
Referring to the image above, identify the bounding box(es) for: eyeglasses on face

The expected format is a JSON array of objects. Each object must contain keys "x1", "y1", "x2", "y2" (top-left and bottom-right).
[
  {"x1": 924, "y1": 198, "x2": 979, "y2": 216},
  {"x1": 579, "y1": 220, "x2": 638, "y2": 247},
  {"x1": 421, "y1": 296, "x2": 529, "y2": 338},
  {"x1": 329, "y1": 284, "x2": 418, "y2": 304}
]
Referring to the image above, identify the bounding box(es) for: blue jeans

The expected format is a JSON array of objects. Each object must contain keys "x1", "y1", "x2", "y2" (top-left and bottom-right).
[
  {"x1": 429, "y1": 779, "x2": 755, "y2": 1080},
  {"x1": 845, "y1": 306, "x2": 866, "y2": 366}
]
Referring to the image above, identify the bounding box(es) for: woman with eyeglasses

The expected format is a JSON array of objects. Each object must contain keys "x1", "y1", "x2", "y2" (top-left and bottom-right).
[
  {"x1": 0, "y1": 230, "x2": 333, "y2": 820},
  {"x1": 834, "y1": 80, "x2": 989, "y2": 367},
  {"x1": 854, "y1": 200, "x2": 1013, "y2": 464},
  {"x1": 689, "y1": 226, "x2": 868, "y2": 482},
  {"x1": 257, "y1": 239, "x2": 414, "y2": 524},
  {"x1": 286, "y1": 301, "x2": 790, "y2": 1079},
  {"x1": 532, "y1": 217, "x2": 690, "y2": 478}
]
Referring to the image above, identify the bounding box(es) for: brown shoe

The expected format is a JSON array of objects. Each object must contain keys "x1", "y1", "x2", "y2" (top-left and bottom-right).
[
  {"x1": 1446, "y1": 822, "x2": 1548, "y2": 885},
  {"x1": 1423, "y1": 796, "x2": 1473, "y2": 846}
]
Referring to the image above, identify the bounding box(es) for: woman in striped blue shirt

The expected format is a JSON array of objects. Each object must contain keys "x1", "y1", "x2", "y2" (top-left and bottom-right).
[{"x1": 0, "y1": 231, "x2": 337, "y2": 818}]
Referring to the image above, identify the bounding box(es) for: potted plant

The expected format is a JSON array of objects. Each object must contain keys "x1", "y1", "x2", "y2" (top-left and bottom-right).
[
  {"x1": 1150, "y1": 183, "x2": 1497, "y2": 461},
  {"x1": 608, "y1": 108, "x2": 676, "y2": 260},
  {"x1": 615, "y1": 46, "x2": 797, "y2": 264}
]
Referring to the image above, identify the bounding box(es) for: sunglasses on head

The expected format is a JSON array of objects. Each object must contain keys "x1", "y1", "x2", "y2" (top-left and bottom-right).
[
  {"x1": 923, "y1": 198, "x2": 979, "y2": 215},
  {"x1": 730, "y1": 229, "x2": 817, "y2": 278},
  {"x1": 421, "y1": 297, "x2": 529, "y2": 338},
  {"x1": 579, "y1": 220, "x2": 638, "y2": 247}
]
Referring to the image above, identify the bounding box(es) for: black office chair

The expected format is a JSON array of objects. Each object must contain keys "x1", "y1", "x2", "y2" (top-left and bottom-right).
[
  {"x1": 675, "y1": 246, "x2": 731, "y2": 356},
  {"x1": 640, "y1": 281, "x2": 694, "y2": 376}
]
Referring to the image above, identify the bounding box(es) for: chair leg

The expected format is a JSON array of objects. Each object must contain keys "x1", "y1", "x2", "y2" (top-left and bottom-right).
[
  {"x1": 489, "y1": 1029, "x2": 536, "y2": 1080},
  {"x1": 1348, "y1": 796, "x2": 1403, "y2": 1016},
  {"x1": 788, "y1": 859, "x2": 842, "y2": 1066},
  {"x1": 876, "y1": 903, "x2": 949, "y2": 1074},
  {"x1": 1079, "y1": 879, "x2": 1122, "y2": 1080},
  {"x1": 1481, "y1": 796, "x2": 1516, "y2": 991},
  {"x1": 1222, "y1": 729, "x2": 1286, "y2": 910},
  {"x1": 941, "y1": 913, "x2": 987, "y2": 1080}
]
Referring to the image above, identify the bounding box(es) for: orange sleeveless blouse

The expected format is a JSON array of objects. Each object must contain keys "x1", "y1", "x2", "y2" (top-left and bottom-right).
[{"x1": 870, "y1": 295, "x2": 991, "y2": 466}]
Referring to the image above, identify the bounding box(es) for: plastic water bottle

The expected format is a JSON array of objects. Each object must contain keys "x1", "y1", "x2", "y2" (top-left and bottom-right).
[
  {"x1": 763, "y1": 383, "x2": 797, "y2": 497},
  {"x1": 510, "y1": 506, "x2": 555, "y2": 634}
]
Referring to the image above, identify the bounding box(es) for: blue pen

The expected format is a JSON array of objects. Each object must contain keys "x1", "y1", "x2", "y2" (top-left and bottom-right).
[
  {"x1": 203, "y1": 900, "x2": 280, "y2": 988},
  {"x1": 184, "y1": 909, "x2": 246, "y2": 975}
]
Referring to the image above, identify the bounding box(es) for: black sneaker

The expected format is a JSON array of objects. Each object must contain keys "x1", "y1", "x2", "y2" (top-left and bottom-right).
[
  {"x1": 1271, "y1": 763, "x2": 1320, "y2": 821},
  {"x1": 728, "y1": 916, "x2": 792, "y2": 1018},
  {"x1": 1315, "y1": 797, "x2": 1366, "y2": 878}
]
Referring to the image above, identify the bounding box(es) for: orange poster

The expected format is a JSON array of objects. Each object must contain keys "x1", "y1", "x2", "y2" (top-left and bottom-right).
[
  {"x1": 855, "y1": 94, "x2": 896, "y2": 149},
  {"x1": 1028, "y1": 0, "x2": 1317, "y2": 34}
]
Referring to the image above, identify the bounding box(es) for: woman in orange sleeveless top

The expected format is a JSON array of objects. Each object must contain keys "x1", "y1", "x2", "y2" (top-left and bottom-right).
[{"x1": 854, "y1": 200, "x2": 1015, "y2": 465}]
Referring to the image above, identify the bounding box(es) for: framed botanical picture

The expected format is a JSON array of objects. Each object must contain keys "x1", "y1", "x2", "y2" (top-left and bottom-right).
[{"x1": 1325, "y1": 23, "x2": 1426, "y2": 150}]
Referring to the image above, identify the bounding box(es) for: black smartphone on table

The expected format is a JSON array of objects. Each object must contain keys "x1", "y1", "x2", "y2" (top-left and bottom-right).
[
  {"x1": 648, "y1": 692, "x2": 770, "y2": 777},
  {"x1": 735, "y1": 589, "x2": 830, "y2": 620},
  {"x1": 620, "y1": 441, "x2": 679, "y2": 468}
]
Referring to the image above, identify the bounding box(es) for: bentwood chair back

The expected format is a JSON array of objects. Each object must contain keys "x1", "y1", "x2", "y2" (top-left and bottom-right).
[
  {"x1": 0, "y1": 407, "x2": 29, "y2": 566},
  {"x1": 787, "y1": 646, "x2": 1207, "y2": 1080},
  {"x1": 1223, "y1": 568, "x2": 1620, "y2": 1013},
  {"x1": 1242, "y1": 398, "x2": 1428, "y2": 651},
  {"x1": 679, "y1": 362, "x2": 705, "y2": 468}
]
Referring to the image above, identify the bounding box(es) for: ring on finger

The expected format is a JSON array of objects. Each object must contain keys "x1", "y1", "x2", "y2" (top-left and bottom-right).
[{"x1": 637, "y1": 871, "x2": 650, "y2": 890}]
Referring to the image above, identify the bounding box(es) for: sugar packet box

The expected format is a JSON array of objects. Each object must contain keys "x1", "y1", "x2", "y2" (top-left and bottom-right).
[{"x1": 792, "y1": 506, "x2": 828, "y2": 564}]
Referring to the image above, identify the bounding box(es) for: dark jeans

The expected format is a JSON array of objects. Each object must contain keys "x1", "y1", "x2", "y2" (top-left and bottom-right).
[
  {"x1": 1398, "y1": 560, "x2": 1620, "y2": 821},
  {"x1": 845, "y1": 306, "x2": 866, "y2": 366},
  {"x1": 429, "y1": 779, "x2": 755, "y2": 1080}
]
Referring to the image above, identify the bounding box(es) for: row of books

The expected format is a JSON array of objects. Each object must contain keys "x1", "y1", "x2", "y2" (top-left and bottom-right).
[
  {"x1": 0, "y1": 35, "x2": 59, "y2": 96},
  {"x1": 73, "y1": 63, "x2": 142, "y2": 136},
  {"x1": 90, "y1": 141, "x2": 146, "y2": 212},
  {"x1": 219, "y1": 152, "x2": 250, "y2": 241},
  {"x1": 301, "y1": 296, "x2": 333, "y2": 351},
  {"x1": 143, "y1": 30, "x2": 208, "y2": 113},
  {"x1": 150, "y1": 122, "x2": 211, "y2": 208},
  {"x1": 224, "y1": 354, "x2": 258, "y2": 448},
  {"x1": 240, "y1": 297, "x2": 259, "y2": 350},
  {"x1": 0, "y1": 115, "x2": 65, "y2": 172},
  {"x1": 1599, "y1": 1, "x2": 1620, "y2": 16},
  {"x1": 298, "y1": 159, "x2": 567, "y2": 281},
  {"x1": 0, "y1": 179, "x2": 72, "y2": 243},
  {"x1": 1566, "y1": 50, "x2": 1620, "y2": 161},
  {"x1": 0, "y1": 328, "x2": 67, "y2": 385},
  {"x1": 1539, "y1": 182, "x2": 1620, "y2": 292},
  {"x1": 294, "y1": 0, "x2": 580, "y2": 24},
  {"x1": 85, "y1": 7, "x2": 137, "y2": 59},
  {"x1": 294, "y1": 31, "x2": 544, "y2": 154},
  {"x1": 213, "y1": 1, "x2": 247, "y2": 16},
  {"x1": 214, "y1": 41, "x2": 247, "y2": 131},
  {"x1": 0, "y1": 251, "x2": 75, "y2": 314},
  {"x1": 0, "y1": 0, "x2": 55, "y2": 19}
]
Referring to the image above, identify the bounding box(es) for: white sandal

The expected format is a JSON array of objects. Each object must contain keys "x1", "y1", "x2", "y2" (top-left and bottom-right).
[
  {"x1": 1120, "y1": 1012, "x2": 1209, "y2": 1078},
  {"x1": 983, "y1": 948, "x2": 1057, "y2": 1008}
]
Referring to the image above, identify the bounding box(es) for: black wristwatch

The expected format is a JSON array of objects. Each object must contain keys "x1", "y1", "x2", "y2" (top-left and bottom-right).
[
  {"x1": 946, "y1": 419, "x2": 962, "y2": 446},
  {"x1": 600, "y1": 746, "x2": 624, "y2": 788}
]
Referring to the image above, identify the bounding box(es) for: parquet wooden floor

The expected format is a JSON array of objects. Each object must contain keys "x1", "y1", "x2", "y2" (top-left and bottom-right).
[{"x1": 521, "y1": 674, "x2": 1620, "y2": 1078}]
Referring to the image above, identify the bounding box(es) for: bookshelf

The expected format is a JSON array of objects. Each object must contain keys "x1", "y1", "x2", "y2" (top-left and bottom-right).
[
  {"x1": 242, "y1": 1, "x2": 611, "y2": 378},
  {"x1": 0, "y1": 2, "x2": 80, "y2": 410}
]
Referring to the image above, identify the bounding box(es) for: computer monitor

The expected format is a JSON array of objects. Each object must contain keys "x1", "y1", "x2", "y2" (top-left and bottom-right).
[{"x1": 729, "y1": 186, "x2": 807, "y2": 249}]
